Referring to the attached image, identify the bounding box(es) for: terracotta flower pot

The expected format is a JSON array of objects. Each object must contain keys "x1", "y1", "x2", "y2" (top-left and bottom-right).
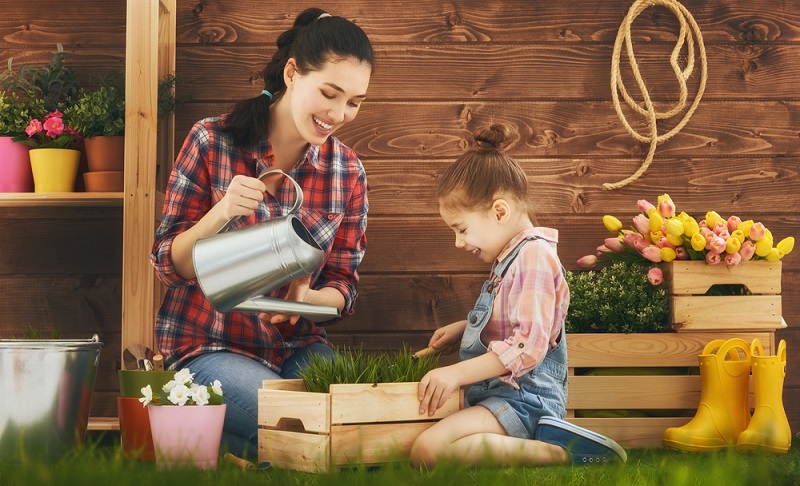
[
  {"x1": 29, "y1": 148, "x2": 81, "y2": 193},
  {"x1": 117, "y1": 397, "x2": 155, "y2": 461},
  {"x1": 0, "y1": 136, "x2": 33, "y2": 192},
  {"x1": 83, "y1": 171, "x2": 124, "y2": 192},
  {"x1": 148, "y1": 404, "x2": 226, "y2": 470},
  {"x1": 84, "y1": 135, "x2": 124, "y2": 172}
]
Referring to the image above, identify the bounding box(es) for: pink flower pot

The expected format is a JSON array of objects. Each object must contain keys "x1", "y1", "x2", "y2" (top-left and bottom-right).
[
  {"x1": 0, "y1": 136, "x2": 33, "y2": 192},
  {"x1": 148, "y1": 404, "x2": 226, "y2": 470}
]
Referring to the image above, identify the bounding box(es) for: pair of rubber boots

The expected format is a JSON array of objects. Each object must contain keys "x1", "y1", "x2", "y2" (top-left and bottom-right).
[{"x1": 663, "y1": 337, "x2": 791, "y2": 454}]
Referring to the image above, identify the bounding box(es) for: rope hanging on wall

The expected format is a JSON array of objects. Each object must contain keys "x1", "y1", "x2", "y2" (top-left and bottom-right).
[{"x1": 605, "y1": 0, "x2": 708, "y2": 190}]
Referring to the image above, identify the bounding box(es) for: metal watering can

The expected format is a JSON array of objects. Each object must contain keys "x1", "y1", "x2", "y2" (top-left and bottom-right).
[{"x1": 192, "y1": 169, "x2": 341, "y2": 322}]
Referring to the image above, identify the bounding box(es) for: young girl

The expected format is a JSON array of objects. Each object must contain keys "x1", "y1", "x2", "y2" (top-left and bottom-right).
[
  {"x1": 150, "y1": 8, "x2": 373, "y2": 457},
  {"x1": 409, "y1": 124, "x2": 626, "y2": 467}
]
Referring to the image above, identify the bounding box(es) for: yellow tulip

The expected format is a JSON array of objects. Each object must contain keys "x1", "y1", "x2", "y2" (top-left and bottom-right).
[
  {"x1": 766, "y1": 248, "x2": 783, "y2": 262},
  {"x1": 706, "y1": 211, "x2": 724, "y2": 229},
  {"x1": 691, "y1": 233, "x2": 707, "y2": 251},
  {"x1": 738, "y1": 220, "x2": 754, "y2": 238},
  {"x1": 667, "y1": 233, "x2": 684, "y2": 246},
  {"x1": 683, "y1": 217, "x2": 700, "y2": 238},
  {"x1": 603, "y1": 215, "x2": 622, "y2": 233},
  {"x1": 650, "y1": 230, "x2": 664, "y2": 244},
  {"x1": 725, "y1": 237, "x2": 741, "y2": 254},
  {"x1": 676, "y1": 211, "x2": 691, "y2": 223},
  {"x1": 755, "y1": 237, "x2": 773, "y2": 257},
  {"x1": 765, "y1": 228, "x2": 773, "y2": 240},
  {"x1": 730, "y1": 229, "x2": 745, "y2": 244},
  {"x1": 661, "y1": 247, "x2": 677, "y2": 262},
  {"x1": 666, "y1": 218, "x2": 684, "y2": 237},
  {"x1": 777, "y1": 237, "x2": 795, "y2": 255},
  {"x1": 648, "y1": 209, "x2": 663, "y2": 233}
]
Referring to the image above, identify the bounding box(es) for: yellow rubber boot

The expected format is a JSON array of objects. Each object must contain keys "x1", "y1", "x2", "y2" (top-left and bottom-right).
[
  {"x1": 736, "y1": 339, "x2": 791, "y2": 455},
  {"x1": 663, "y1": 338, "x2": 751, "y2": 452}
]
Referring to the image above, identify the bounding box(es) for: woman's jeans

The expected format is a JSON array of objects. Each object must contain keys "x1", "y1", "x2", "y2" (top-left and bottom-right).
[{"x1": 184, "y1": 343, "x2": 334, "y2": 458}]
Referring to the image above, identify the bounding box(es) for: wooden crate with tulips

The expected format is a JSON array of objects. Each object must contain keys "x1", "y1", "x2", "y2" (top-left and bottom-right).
[{"x1": 257, "y1": 379, "x2": 463, "y2": 472}]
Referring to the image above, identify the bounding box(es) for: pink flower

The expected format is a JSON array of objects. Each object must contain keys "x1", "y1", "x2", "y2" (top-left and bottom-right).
[
  {"x1": 637, "y1": 199, "x2": 655, "y2": 214},
  {"x1": 632, "y1": 214, "x2": 650, "y2": 235},
  {"x1": 623, "y1": 231, "x2": 648, "y2": 252},
  {"x1": 577, "y1": 255, "x2": 598, "y2": 269},
  {"x1": 25, "y1": 119, "x2": 42, "y2": 136},
  {"x1": 706, "y1": 252, "x2": 722, "y2": 265},
  {"x1": 656, "y1": 236, "x2": 676, "y2": 249},
  {"x1": 749, "y1": 222, "x2": 766, "y2": 241},
  {"x1": 712, "y1": 222, "x2": 728, "y2": 236},
  {"x1": 647, "y1": 267, "x2": 663, "y2": 285},
  {"x1": 675, "y1": 246, "x2": 690, "y2": 260},
  {"x1": 641, "y1": 246, "x2": 663, "y2": 263},
  {"x1": 739, "y1": 240, "x2": 756, "y2": 260},
  {"x1": 43, "y1": 116, "x2": 65, "y2": 138},
  {"x1": 658, "y1": 198, "x2": 676, "y2": 218},
  {"x1": 604, "y1": 237, "x2": 626, "y2": 253},
  {"x1": 726, "y1": 216, "x2": 742, "y2": 233},
  {"x1": 708, "y1": 236, "x2": 727, "y2": 254},
  {"x1": 44, "y1": 109, "x2": 64, "y2": 121},
  {"x1": 596, "y1": 245, "x2": 610, "y2": 254},
  {"x1": 724, "y1": 252, "x2": 742, "y2": 267}
]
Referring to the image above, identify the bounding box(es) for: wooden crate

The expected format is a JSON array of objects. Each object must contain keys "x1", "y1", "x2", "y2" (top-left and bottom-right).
[
  {"x1": 257, "y1": 379, "x2": 463, "y2": 472},
  {"x1": 663, "y1": 261, "x2": 782, "y2": 332},
  {"x1": 566, "y1": 331, "x2": 774, "y2": 448}
]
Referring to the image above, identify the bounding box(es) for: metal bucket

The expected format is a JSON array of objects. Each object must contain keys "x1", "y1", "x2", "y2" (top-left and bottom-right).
[
  {"x1": 0, "y1": 334, "x2": 103, "y2": 462},
  {"x1": 193, "y1": 170, "x2": 326, "y2": 314}
]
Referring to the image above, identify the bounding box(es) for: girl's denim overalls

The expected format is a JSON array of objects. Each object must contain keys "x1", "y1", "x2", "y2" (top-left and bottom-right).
[{"x1": 460, "y1": 236, "x2": 568, "y2": 439}]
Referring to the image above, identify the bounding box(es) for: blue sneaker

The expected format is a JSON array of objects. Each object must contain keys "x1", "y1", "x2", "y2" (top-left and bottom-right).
[{"x1": 534, "y1": 417, "x2": 627, "y2": 465}]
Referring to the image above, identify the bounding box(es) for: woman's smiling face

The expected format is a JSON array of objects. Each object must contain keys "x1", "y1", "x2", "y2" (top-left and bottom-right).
[{"x1": 286, "y1": 56, "x2": 372, "y2": 146}]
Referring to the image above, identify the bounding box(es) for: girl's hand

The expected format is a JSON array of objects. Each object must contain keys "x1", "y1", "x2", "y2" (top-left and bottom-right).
[
  {"x1": 418, "y1": 366, "x2": 461, "y2": 416},
  {"x1": 428, "y1": 320, "x2": 467, "y2": 355},
  {"x1": 219, "y1": 175, "x2": 267, "y2": 221},
  {"x1": 258, "y1": 275, "x2": 311, "y2": 325}
]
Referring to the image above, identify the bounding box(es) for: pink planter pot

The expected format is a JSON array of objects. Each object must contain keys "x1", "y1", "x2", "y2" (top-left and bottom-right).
[
  {"x1": 0, "y1": 136, "x2": 33, "y2": 192},
  {"x1": 148, "y1": 404, "x2": 226, "y2": 470}
]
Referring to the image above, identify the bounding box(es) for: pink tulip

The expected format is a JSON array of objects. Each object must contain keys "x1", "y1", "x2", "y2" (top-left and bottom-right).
[
  {"x1": 658, "y1": 198, "x2": 676, "y2": 218},
  {"x1": 637, "y1": 199, "x2": 656, "y2": 214},
  {"x1": 712, "y1": 222, "x2": 728, "y2": 236},
  {"x1": 656, "y1": 236, "x2": 676, "y2": 249},
  {"x1": 708, "y1": 236, "x2": 727, "y2": 254},
  {"x1": 706, "y1": 251, "x2": 722, "y2": 265},
  {"x1": 698, "y1": 219, "x2": 708, "y2": 229},
  {"x1": 632, "y1": 214, "x2": 651, "y2": 235},
  {"x1": 596, "y1": 245, "x2": 610, "y2": 254},
  {"x1": 623, "y1": 231, "x2": 648, "y2": 252},
  {"x1": 749, "y1": 222, "x2": 766, "y2": 241},
  {"x1": 724, "y1": 252, "x2": 742, "y2": 267},
  {"x1": 604, "y1": 237, "x2": 626, "y2": 253},
  {"x1": 739, "y1": 240, "x2": 756, "y2": 260},
  {"x1": 577, "y1": 255, "x2": 598, "y2": 269},
  {"x1": 675, "y1": 246, "x2": 690, "y2": 260},
  {"x1": 726, "y1": 216, "x2": 742, "y2": 233},
  {"x1": 641, "y1": 246, "x2": 663, "y2": 263},
  {"x1": 647, "y1": 267, "x2": 663, "y2": 286}
]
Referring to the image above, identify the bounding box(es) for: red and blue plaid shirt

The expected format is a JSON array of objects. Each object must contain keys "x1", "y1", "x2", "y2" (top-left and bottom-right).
[{"x1": 151, "y1": 116, "x2": 368, "y2": 372}]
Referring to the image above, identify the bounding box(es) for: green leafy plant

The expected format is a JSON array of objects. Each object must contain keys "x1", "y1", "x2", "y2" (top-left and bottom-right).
[
  {"x1": 0, "y1": 90, "x2": 46, "y2": 137},
  {"x1": 0, "y1": 44, "x2": 81, "y2": 113},
  {"x1": 65, "y1": 71, "x2": 125, "y2": 137},
  {"x1": 565, "y1": 262, "x2": 670, "y2": 334},
  {"x1": 299, "y1": 346, "x2": 440, "y2": 393}
]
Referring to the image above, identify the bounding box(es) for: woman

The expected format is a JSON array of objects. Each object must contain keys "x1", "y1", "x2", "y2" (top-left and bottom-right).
[{"x1": 150, "y1": 7, "x2": 374, "y2": 457}]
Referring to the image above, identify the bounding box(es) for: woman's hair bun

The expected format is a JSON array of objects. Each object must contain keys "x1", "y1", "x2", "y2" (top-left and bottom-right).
[{"x1": 473, "y1": 123, "x2": 512, "y2": 152}]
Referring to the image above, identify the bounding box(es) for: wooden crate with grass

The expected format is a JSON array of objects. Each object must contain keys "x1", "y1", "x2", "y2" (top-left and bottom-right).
[
  {"x1": 566, "y1": 331, "x2": 775, "y2": 448},
  {"x1": 257, "y1": 379, "x2": 463, "y2": 472},
  {"x1": 664, "y1": 261, "x2": 782, "y2": 332}
]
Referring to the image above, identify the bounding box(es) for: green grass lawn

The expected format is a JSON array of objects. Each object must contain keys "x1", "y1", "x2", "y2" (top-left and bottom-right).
[{"x1": 2, "y1": 432, "x2": 799, "y2": 486}]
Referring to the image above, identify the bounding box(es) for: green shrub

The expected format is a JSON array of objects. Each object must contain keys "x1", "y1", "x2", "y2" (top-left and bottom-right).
[
  {"x1": 565, "y1": 262, "x2": 670, "y2": 334},
  {"x1": 0, "y1": 90, "x2": 46, "y2": 137}
]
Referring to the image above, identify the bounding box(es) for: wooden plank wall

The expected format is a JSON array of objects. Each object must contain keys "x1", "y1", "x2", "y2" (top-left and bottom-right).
[{"x1": 1, "y1": 0, "x2": 798, "y2": 432}]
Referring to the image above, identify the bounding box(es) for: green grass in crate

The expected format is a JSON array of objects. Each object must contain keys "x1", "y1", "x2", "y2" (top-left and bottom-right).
[{"x1": 299, "y1": 345, "x2": 440, "y2": 393}]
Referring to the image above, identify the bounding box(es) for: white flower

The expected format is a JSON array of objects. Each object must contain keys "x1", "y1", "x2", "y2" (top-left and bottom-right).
[
  {"x1": 162, "y1": 379, "x2": 177, "y2": 392},
  {"x1": 173, "y1": 368, "x2": 194, "y2": 386},
  {"x1": 211, "y1": 380, "x2": 223, "y2": 397},
  {"x1": 167, "y1": 383, "x2": 191, "y2": 406},
  {"x1": 139, "y1": 385, "x2": 153, "y2": 407},
  {"x1": 190, "y1": 384, "x2": 210, "y2": 406}
]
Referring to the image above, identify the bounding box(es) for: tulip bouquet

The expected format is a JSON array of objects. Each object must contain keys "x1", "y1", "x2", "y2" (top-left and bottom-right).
[{"x1": 578, "y1": 194, "x2": 795, "y2": 270}]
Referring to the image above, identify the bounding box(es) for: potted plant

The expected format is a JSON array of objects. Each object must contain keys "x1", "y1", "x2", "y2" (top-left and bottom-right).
[
  {"x1": 65, "y1": 72, "x2": 126, "y2": 191},
  {"x1": 12, "y1": 110, "x2": 81, "y2": 193},
  {"x1": 139, "y1": 368, "x2": 225, "y2": 470},
  {"x1": 0, "y1": 44, "x2": 81, "y2": 113},
  {"x1": 0, "y1": 91, "x2": 46, "y2": 192}
]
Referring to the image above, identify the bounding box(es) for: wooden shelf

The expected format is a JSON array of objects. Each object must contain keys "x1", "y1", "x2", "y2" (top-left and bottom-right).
[
  {"x1": 88, "y1": 416, "x2": 120, "y2": 431},
  {"x1": 0, "y1": 192, "x2": 124, "y2": 207}
]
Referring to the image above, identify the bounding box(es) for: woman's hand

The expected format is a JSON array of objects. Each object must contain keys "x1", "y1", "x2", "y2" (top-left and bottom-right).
[
  {"x1": 218, "y1": 174, "x2": 267, "y2": 221},
  {"x1": 428, "y1": 320, "x2": 467, "y2": 355},
  {"x1": 418, "y1": 366, "x2": 461, "y2": 416},
  {"x1": 258, "y1": 275, "x2": 311, "y2": 325}
]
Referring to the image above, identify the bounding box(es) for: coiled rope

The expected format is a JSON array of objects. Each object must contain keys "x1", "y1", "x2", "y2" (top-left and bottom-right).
[{"x1": 605, "y1": 0, "x2": 707, "y2": 190}]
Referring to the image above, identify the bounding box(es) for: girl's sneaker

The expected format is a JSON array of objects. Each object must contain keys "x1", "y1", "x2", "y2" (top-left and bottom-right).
[{"x1": 534, "y1": 416, "x2": 627, "y2": 465}]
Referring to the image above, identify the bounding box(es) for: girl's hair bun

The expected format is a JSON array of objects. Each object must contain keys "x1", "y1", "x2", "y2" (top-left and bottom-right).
[{"x1": 474, "y1": 123, "x2": 512, "y2": 152}]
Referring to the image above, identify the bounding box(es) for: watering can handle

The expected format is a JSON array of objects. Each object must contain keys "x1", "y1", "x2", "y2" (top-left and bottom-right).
[{"x1": 216, "y1": 169, "x2": 304, "y2": 234}]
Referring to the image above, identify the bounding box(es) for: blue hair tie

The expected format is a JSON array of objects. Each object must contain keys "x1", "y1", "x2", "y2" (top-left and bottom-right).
[{"x1": 261, "y1": 90, "x2": 273, "y2": 100}]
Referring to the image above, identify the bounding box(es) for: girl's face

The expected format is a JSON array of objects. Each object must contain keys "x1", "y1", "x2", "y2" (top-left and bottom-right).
[
  {"x1": 285, "y1": 56, "x2": 372, "y2": 146},
  {"x1": 439, "y1": 202, "x2": 514, "y2": 264}
]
